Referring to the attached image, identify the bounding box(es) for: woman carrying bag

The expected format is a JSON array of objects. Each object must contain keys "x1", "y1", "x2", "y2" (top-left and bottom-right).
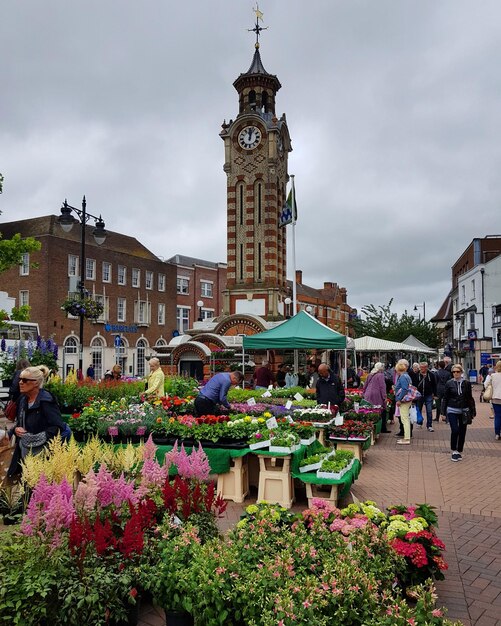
[
  {"x1": 487, "y1": 360, "x2": 501, "y2": 440},
  {"x1": 441, "y1": 364, "x2": 476, "y2": 462}
]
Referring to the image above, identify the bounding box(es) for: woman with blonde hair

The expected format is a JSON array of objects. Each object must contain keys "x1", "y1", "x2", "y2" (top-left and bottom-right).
[
  {"x1": 394, "y1": 359, "x2": 412, "y2": 445},
  {"x1": 442, "y1": 364, "x2": 476, "y2": 460},
  {"x1": 489, "y1": 360, "x2": 501, "y2": 440},
  {"x1": 145, "y1": 357, "x2": 165, "y2": 399}
]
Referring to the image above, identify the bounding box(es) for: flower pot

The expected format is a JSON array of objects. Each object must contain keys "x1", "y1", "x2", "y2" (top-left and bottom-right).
[
  {"x1": 300, "y1": 435, "x2": 316, "y2": 446},
  {"x1": 249, "y1": 439, "x2": 271, "y2": 450},
  {"x1": 317, "y1": 470, "x2": 344, "y2": 480},
  {"x1": 269, "y1": 445, "x2": 294, "y2": 454},
  {"x1": 299, "y1": 461, "x2": 322, "y2": 473},
  {"x1": 164, "y1": 609, "x2": 194, "y2": 626}
]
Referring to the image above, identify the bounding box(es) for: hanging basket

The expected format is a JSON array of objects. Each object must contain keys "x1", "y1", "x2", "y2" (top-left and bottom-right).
[{"x1": 61, "y1": 297, "x2": 104, "y2": 320}]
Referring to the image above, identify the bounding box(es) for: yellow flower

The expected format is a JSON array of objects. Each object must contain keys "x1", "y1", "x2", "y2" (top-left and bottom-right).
[
  {"x1": 263, "y1": 412, "x2": 272, "y2": 418},
  {"x1": 244, "y1": 416, "x2": 252, "y2": 423},
  {"x1": 100, "y1": 406, "x2": 107, "y2": 412},
  {"x1": 156, "y1": 417, "x2": 163, "y2": 424},
  {"x1": 257, "y1": 417, "x2": 265, "y2": 423}
]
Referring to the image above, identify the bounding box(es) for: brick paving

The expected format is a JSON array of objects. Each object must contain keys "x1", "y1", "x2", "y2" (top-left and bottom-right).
[{"x1": 135, "y1": 387, "x2": 501, "y2": 625}]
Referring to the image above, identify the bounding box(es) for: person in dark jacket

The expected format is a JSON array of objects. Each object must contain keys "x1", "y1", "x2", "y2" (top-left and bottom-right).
[
  {"x1": 435, "y1": 360, "x2": 452, "y2": 422},
  {"x1": 8, "y1": 366, "x2": 66, "y2": 478},
  {"x1": 316, "y1": 364, "x2": 345, "y2": 407},
  {"x1": 415, "y1": 362, "x2": 437, "y2": 432},
  {"x1": 8, "y1": 358, "x2": 31, "y2": 403},
  {"x1": 441, "y1": 364, "x2": 475, "y2": 462}
]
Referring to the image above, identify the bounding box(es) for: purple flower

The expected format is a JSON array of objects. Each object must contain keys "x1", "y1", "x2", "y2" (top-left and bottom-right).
[
  {"x1": 136, "y1": 426, "x2": 147, "y2": 436},
  {"x1": 108, "y1": 426, "x2": 119, "y2": 437}
]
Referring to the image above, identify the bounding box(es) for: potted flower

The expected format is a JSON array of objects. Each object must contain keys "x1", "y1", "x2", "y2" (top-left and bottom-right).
[
  {"x1": 269, "y1": 431, "x2": 300, "y2": 454},
  {"x1": 0, "y1": 484, "x2": 26, "y2": 525},
  {"x1": 247, "y1": 428, "x2": 271, "y2": 450},
  {"x1": 61, "y1": 296, "x2": 104, "y2": 320}
]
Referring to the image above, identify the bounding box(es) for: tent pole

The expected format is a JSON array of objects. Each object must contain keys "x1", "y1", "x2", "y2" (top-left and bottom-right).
[{"x1": 344, "y1": 349, "x2": 347, "y2": 387}]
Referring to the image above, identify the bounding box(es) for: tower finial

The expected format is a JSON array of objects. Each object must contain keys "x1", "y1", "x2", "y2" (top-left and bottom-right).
[{"x1": 248, "y1": 3, "x2": 267, "y2": 48}]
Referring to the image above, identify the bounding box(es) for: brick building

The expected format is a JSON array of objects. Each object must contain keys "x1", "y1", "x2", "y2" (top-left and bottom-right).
[
  {"x1": 0, "y1": 216, "x2": 176, "y2": 379},
  {"x1": 166, "y1": 254, "x2": 227, "y2": 333}
]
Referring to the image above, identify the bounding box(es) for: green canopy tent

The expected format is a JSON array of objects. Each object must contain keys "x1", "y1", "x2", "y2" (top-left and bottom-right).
[
  {"x1": 243, "y1": 311, "x2": 352, "y2": 350},
  {"x1": 243, "y1": 312, "x2": 354, "y2": 384}
]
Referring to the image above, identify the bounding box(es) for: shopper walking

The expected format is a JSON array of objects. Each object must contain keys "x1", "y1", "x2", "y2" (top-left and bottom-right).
[
  {"x1": 416, "y1": 362, "x2": 437, "y2": 432},
  {"x1": 435, "y1": 360, "x2": 452, "y2": 422},
  {"x1": 441, "y1": 364, "x2": 475, "y2": 461},
  {"x1": 488, "y1": 361, "x2": 501, "y2": 440},
  {"x1": 362, "y1": 362, "x2": 389, "y2": 433},
  {"x1": 394, "y1": 360, "x2": 412, "y2": 445}
]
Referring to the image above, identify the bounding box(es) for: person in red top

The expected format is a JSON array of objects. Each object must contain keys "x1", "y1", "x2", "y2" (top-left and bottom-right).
[{"x1": 253, "y1": 361, "x2": 275, "y2": 389}]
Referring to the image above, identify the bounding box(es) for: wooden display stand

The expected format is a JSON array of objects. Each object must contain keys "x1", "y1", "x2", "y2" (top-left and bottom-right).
[
  {"x1": 305, "y1": 482, "x2": 339, "y2": 508},
  {"x1": 335, "y1": 440, "x2": 365, "y2": 463},
  {"x1": 256, "y1": 455, "x2": 295, "y2": 508},
  {"x1": 216, "y1": 456, "x2": 249, "y2": 503}
]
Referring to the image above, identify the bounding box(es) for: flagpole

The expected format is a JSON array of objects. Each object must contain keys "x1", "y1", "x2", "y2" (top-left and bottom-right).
[
  {"x1": 290, "y1": 175, "x2": 299, "y2": 376},
  {"x1": 291, "y1": 175, "x2": 297, "y2": 316}
]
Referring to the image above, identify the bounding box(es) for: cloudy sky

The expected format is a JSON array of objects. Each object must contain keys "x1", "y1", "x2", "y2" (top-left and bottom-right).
[{"x1": 1, "y1": 0, "x2": 501, "y2": 320}]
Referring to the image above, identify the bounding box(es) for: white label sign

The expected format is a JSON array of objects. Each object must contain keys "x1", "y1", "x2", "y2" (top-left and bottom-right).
[
  {"x1": 247, "y1": 397, "x2": 257, "y2": 406},
  {"x1": 261, "y1": 391, "x2": 272, "y2": 398},
  {"x1": 294, "y1": 393, "x2": 304, "y2": 401},
  {"x1": 334, "y1": 415, "x2": 344, "y2": 426},
  {"x1": 266, "y1": 416, "x2": 279, "y2": 430},
  {"x1": 285, "y1": 400, "x2": 293, "y2": 410}
]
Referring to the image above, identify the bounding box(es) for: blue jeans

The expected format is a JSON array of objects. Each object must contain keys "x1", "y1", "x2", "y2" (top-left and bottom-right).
[
  {"x1": 493, "y1": 403, "x2": 501, "y2": 436},
  {"x1": 448, "y1": 412, "x2": 467, "y2": 453},
  {"x1": 417, "y1": 395, "x2": 434, "y2": 428}
]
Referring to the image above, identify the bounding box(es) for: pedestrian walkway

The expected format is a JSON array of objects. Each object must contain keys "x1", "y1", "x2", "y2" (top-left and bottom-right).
[{"x1": 139, "y1": 386, "x2": 501, "y2": 626}]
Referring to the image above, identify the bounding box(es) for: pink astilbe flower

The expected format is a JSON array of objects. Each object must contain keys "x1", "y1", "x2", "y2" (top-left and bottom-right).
[
  {"x1": 74, "y1": 469, "x2": 99, "y2": 513},
  {"x1": 163, "y1": 439, "x2": 179, "y2": 468},
  {"x1": 175, "y1": 443, "x2": 190, "y2": 477},
  {"x1": 141, "y1": 458, "x2": 170, "y2": 488},
  {"x1": 95, "y1": 466, "x2": 138, "y2": 508},
  {"x1": 142, "y1": 434, "x2": 157, "y2": 462},
  {"x1": 184, "y1": 444, "x2": 210, "y2": 481},
  {"x1": 21, "y1": 476, "x2": 75, "y2": 548}
]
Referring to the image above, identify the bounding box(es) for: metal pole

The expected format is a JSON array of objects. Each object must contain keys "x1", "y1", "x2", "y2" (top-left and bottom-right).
[
  {"x1": 79, "y1": 196, "x2": 87, "y2": 378},
  {"x1": 423, "y1": 301, "x2": 426, "y2": 322}
]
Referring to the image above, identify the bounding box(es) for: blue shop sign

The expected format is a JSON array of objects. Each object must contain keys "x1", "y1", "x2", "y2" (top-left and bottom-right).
[{"x1": 105, "y1": 323, "x2": 139, "y2": 334}]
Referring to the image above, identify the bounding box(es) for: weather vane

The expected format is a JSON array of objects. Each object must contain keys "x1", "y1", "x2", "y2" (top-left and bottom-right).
[{"x1": 248, "y1": 3, "x2": 267, "y2": 48}]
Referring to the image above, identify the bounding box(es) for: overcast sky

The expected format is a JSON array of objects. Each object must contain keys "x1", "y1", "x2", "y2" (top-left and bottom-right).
[{"x1": 1, "y1": 0, "x2": 501, "y2": 320}]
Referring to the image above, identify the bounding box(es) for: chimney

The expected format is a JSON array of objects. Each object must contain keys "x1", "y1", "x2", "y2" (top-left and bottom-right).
[{"x1": 295, "y1": 270, "x2": 302, "y2": 285}]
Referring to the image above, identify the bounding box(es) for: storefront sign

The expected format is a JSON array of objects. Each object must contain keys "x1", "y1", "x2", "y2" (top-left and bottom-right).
[{"x1": 105, "y1": 323, "x2": 139, "y2": 334}]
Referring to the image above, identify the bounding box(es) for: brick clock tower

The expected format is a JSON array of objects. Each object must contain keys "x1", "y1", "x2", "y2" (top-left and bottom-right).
[{"x1": 220, "y1": 10, "x2": 291, "y2": 320}]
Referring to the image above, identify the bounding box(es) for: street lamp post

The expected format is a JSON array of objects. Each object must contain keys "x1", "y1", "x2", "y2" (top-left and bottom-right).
[
  {"x1": 414, "y1": 302, "x2": 426, "y2": 321},
  {"x1": 197, "y1": 300, "x2": 204, "y2": 322},
  {"x1": 284, "y1": 297, "x2": 292, "y2": 319},
  {"x1": 58, "y1": 197, "x2": 106, "y2": 377}
]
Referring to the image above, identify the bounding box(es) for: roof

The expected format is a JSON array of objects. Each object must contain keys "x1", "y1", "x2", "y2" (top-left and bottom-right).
[
  {"x1": 430, "y1": 293, "x2": 453, "y2": 322},
  {"x1": 246, "y1": 47, "x2": 270, "y2": 75},
  {"x1": 167, "y1": 254, "x2": 226, "y2": 270},
  {"x1": 243, "y1": 311, "x2": 354, "y2": 350},
  {"x1": 1, "y1": 215, "x2": 162, "y2": 261},
  {"x1": 354, "y1": 336, "x2": 435, "y2": 354}
]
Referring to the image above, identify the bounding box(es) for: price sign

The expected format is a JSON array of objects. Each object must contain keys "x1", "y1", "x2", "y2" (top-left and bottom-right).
[
  {"x1": 266, "y1": 416, "x2": 278, "y2": 430},
  {"x1": 247, "y1": 397, "x2": 257, "y2": 406}
]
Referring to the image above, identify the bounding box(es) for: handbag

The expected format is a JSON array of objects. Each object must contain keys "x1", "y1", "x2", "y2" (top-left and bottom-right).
[
  {"x1": 483, "y1": 382, "x2": 493, "y2": 402},
  {"x1": 461, "y1": 408, "x2": 473, "y2": 425},
  {"x1": 4, "y1": 400, "x2": 17, "y2": 422},
  {"x1": 402, "y1": 384, "x2": 422, "y2": 403}
]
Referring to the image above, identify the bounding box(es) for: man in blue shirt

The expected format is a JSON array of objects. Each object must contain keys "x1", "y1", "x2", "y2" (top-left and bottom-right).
[{"x1": 194, "y1": 371, "x2": 244, "y2": 416}]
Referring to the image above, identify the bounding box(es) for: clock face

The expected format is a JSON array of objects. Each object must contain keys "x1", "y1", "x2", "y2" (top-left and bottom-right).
[{"x1": 238, "y1": 125, "x2": 262, "y2": 150}]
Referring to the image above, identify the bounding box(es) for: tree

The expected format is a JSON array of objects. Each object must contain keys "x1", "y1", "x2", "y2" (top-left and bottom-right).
[{"x1": 349, "y1": 300, "x2": 441, "y2": 349}]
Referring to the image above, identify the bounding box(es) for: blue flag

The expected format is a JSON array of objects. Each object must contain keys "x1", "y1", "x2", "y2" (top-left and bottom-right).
[{"x1": 278, "y1": 182, "x2": 297, "y2": 228}]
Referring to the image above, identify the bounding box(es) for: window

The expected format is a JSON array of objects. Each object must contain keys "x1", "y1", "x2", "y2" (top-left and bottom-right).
[
  {"x1": 64, "y1": 336, "x2": 78, "y2": 354},
  {"x1": 86, "y1": 258, "x2": 96, "y2": 281},
  {"x1": 132, "y1": 268, "x2": 140, "y2": 288},
  {"x1": 68, "y1": 254, "x2": 79, "y2": 277},
  {"x1": 471, "y1": 279, "x2": 476, "y2": 299},
  {"x1": 118, "y1": 265, "x2": 126, "y2": 285},
  {"x1": 102, "y1": 262, "x2": 111, "y2": 283},
  {"x1": 158, "y1": 303, "x2": 165, "y2": 325},
  {"x1": 20, "y1": 253, "x2": 30, "y2": 276},
  {"x1": 135, "y1": 300, "x2": 151, "y2": 325},
  {"x1": 200, "y1": 281, "x2": 213, "y2": 298},
  {"x1": 177, "y1": 306, "x2": 190, "y2": 333},
  {"x1": 158, "y1": 273, "x2": 165, "y2": 292},
  {"x1": 461, "y1": 284, "x2": 466, "y2": 304},
  {"x1": 136, "y1": 338, "x2": 147, "y2": 378},
  {"x1": 90, "y1": 336, "x2": 105, "y2": 381},
  {"x1": 201, "y1": 309, "x2": 214, "y2": 321},
  {"x1": 145, "y1": 270, "x2": 153, "y2": 290},
  {"x1": 19, "y1": 290, "x2": 29, "y2": 306},
  {"x1": 177, "y1": 277, "x2": 189, "y2": 294},
  {"x1": 155, "y1": 338, "x2": 168, "y2": 347},
  {"x1": 94, "y1": 294, "x2": 109, "y2": 322},
  {"x1": 469, "y1": 312, "x2": 475, "y2": 329},
  {"x1": 117, "y1": 297, "x2": 126, "y2": 322}
]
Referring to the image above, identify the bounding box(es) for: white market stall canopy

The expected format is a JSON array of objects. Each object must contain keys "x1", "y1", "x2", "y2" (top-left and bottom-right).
[{"x1": 354, "y1": 336, "x2": 435, "y2": 354}]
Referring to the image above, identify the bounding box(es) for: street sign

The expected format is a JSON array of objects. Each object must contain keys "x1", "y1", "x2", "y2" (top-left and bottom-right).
[{"x1": 114, "y1": 335, "x2": 121, "y2": 348}]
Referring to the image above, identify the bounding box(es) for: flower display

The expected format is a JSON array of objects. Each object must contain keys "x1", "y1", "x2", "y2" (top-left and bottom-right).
[{"x1": 61, "y1": 296, "x2": 104, "y2": 319}]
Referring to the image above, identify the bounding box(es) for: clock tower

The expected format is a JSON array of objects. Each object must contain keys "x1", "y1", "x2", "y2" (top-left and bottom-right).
[{"x1": 220, "y1": 10, "x2": 291, "y2": 320}]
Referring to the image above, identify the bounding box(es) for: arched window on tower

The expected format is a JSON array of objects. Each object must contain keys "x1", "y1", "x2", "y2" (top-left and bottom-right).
[
  {"x1": 254, "y1": 180, "x2": 262, "y2": 225},
  {"x1": 249, "y1": 90, "x2": 256, "y2": 111},
  {"x1": 236, "y1": 181, "x2": 245, "y2": 226},
  {"x1": 261, "y1": 91, "x2": 268, "y2": 113}
]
